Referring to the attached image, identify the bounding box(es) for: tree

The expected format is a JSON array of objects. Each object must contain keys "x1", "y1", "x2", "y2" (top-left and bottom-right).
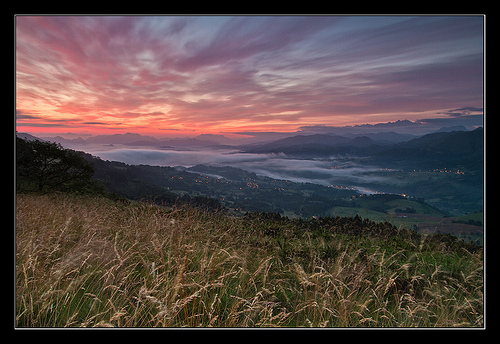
[{"x1": 16, "y1": 137, "x2": 100, "y2": 193}]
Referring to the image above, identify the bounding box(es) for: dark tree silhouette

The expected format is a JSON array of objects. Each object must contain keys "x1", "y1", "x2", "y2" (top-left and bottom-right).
[{"x1": 16, "y1": 137, "x2": 98, "y2": 193}]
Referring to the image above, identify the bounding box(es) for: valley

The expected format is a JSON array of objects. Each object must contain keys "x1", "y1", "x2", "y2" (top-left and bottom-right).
[
  {"x1": 86, "y1": 156, "x2": 483, "y2": 245},
  {"x1": 17, "y1": 126, "x2": 484, "y2": 245}
]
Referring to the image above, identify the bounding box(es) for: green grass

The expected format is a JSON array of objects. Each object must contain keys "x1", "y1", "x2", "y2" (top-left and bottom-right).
[
  {"x1": 384, "y1": 199, "x2": 442, "y2": 216},
  {"x1": 454, "y1": 212, "x2": 484, "y2": 225},
  {"x1": 16, "y1": 193, "x2": 483, "y2": 327}
]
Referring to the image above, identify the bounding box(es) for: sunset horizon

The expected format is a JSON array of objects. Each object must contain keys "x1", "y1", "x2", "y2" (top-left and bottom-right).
[{"x1": 16, "y1": 15, "x2": 484, "y2": 138}]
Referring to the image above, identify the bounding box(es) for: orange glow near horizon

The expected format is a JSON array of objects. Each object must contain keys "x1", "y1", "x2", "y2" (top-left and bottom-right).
[{"x1": 16, "y1": 16, "x2": 484, "y2": 139}]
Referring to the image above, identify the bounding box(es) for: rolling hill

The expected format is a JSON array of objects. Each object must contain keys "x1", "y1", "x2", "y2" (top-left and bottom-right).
[
  {"x1": 241, "y1": 128, "x2": 484, "y2": 173},
  {"x1": 372, "y1": 127, "x2": 483, "y2": 171},
  {"x1": 242, "y1": 134, "x2": 378, "y2": 155}
]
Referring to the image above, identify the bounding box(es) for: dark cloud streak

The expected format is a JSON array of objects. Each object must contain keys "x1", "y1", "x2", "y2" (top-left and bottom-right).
[{"x1": 16, "y1": 16, "x2": 484, "y2": 134}]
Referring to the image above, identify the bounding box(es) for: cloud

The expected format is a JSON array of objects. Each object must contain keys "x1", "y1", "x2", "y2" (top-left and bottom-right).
[
  {"x1": 16, "y1": 122, "x2": 72, "y2": 128},
  {"x1": 16, "y1": 112, "x2": 40, "y2": 120},
  {"x1": 438, "y1": 107, "x2": 484, "y2": 117},
  {"x1": 452, "y1": 107, "x2": 483, "y2": 112},
  {"x1": 416, "y1": 114, "x2": 483, "y2": 129},
  {"x1": 16, "y1": 16, "x2": 484, "y2": 134},
  {"x1": 175, "y1": 17, "x2": 336, "y2": 72}
]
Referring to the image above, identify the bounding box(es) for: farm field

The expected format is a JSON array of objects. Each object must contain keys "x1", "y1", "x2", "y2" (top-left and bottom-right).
[{"x1": 326, "y1": 195, "x2": 483, "y2": 245}]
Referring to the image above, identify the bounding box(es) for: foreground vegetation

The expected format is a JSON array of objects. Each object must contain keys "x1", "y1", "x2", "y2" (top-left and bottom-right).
[{"x1": 16, "y1": 193, "x2": 483, "y2": 327}]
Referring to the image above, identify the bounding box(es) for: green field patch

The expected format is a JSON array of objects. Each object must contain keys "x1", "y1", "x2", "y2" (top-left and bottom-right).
[
  {"x1": 327, "y1": 206, "x2": 391, "y2": 223},
  {"x1": 453, "y1": 211, "x2": 483, "y2": 225},
  {"x1": 384, "y1": 199, "x2": 442, "y2": 216}
]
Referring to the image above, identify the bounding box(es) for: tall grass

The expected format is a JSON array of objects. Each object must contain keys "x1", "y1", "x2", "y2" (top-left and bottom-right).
[{"x1": 16, "y1": 193, "x2": 483, "y2": 327}]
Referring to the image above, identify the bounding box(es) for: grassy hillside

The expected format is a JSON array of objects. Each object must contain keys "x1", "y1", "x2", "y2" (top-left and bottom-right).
[{"x1": 16, "y1": 193, "x2": 483, "y2": 327}]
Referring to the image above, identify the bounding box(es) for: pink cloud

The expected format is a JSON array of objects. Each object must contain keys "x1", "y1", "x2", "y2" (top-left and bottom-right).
[{"x1": 16, "y1": 16, "x2": 484, "y2": 136}]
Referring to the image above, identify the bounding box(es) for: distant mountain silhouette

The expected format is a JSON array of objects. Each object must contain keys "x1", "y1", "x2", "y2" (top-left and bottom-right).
[
  {"x1": 86, "y1": 133, "x2": 158, "y2": 144},
  {"x1": 432, "y1": 125, "x2": 467, "y2": 133},
  {"x1": 195, "y1": 134, "x2": 231, "y2": 144},
  {"x1": 347, "y1": 132, "x2": 416, "y2": 144},
  {"x1": 392, "y1": 127, "x2": 482, "y2": 154},
  {"x1": 372, "y1": 128, "x2": 483, "y2": 171},
  {"x1": 33, "y1": 132, "x2": 230, "y2": 148},
  {"x1": 242, "y1": 134, "x2": 376, "y2": 154},
  {"x1": 16, "y1": 132, "x2": 43, "y2": 142},
  {"x1": 240, "y1": 128, "x2": 483, "y2": 172},
  {"x1": 156, "y1": 138, "x2": 221, "y2": 147}
]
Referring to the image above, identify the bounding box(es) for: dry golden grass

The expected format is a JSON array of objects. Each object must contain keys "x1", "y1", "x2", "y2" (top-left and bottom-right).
[{"x1": 16, "y1": 193, "x2": 483, "y2": 327}]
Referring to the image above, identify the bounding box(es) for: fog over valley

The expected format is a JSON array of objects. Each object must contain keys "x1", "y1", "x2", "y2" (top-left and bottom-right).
[
  {"x1": 73, "y1": 144, "x2": 387, "y2": 192},
  {"x1": 19, "y1": 124, "x2": 482, "y2": 217}
]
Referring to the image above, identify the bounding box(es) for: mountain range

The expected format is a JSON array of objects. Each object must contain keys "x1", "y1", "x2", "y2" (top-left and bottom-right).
[
  {"x1": 370, "y1": 127, "x2": 484, "y2": 170},
  {"x1": 30, "y1": 123, "x2": 473, "y2": 149},
  {"x1": 241, "y1": 134, "x2": 376, "y2": 154},
  {"x1": 19, "y1": 125, "x2": 483, "y2": 170},
  {"x1": 19, "y1": 125, "x2": 484, "y2": 178},
  {"x1": 30, "y1": 132, "x2": 230, "y2": 148},
  {"x1": 238, "y1": 127, "x2": 484, "y2": 176}
]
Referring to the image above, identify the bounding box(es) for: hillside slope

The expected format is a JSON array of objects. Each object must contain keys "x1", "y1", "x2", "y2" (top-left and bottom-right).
[
  {"x1": 16, "y1": 193, "x2": 483, "y2": 327},
  {"x1": 372, "y1": 128, "x2": 484, "y2": 171}
]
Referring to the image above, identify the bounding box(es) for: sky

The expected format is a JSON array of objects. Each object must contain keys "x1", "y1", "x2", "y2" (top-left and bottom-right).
[{"x1": 16, "y1": 15, "x2": 484, "y2": 138}]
